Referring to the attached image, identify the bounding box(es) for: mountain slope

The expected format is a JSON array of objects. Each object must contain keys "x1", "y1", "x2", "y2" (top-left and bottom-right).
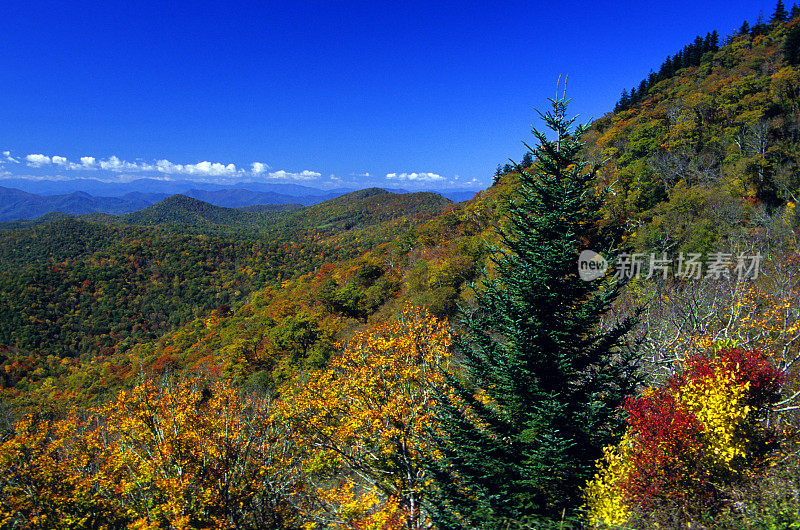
[
  {"x1": 298, "y1": 188, "x2": 454, "y2": 231},
  {"x1": 181, "y1": 187, "x2": 344, "y2": 207},
  {"x1": 109, "y1": 189, "x2": 453, "y2": 232},
  {"x1": 0, "y1": 187, "x2": 458, "y2": 368},
  {"x1": 578, "y1": 17, "x2": 800, "y2": 253},
  {"x1": 118, "y1": 195, "x2": 267, "y2": 226}
]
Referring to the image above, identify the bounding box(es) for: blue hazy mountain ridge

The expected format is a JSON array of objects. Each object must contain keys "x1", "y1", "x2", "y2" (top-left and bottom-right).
[
  {"x1": 0, "y1": 179, "x2": 478, "y2": 221},
  {"x1": 0, "y1": 177, "x2": 350, "y2": 197},
  {"x1": 0, "y1": 184, "x2": 344, "y2": 222},
  {"x1": 0, "y1": 186, "x2": 157, "y2": 222},
  {"x1": 180, "y1": 188, "x2": 343, "y2": 207}
]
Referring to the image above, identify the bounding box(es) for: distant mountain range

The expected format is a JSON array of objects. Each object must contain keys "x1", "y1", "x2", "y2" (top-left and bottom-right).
[
  {"x1": 0, "y1": 187, "x2": 155, "y2": 222},
  {"x1": 1, "y1": 188, "x2": 450, "y2": 233},
  {"x1": 0, "y1": 178, "x2": 351, "y2": 198},
  {"x1": 0, "y1": 178, "x2": 478, "y2": 222},
  {"x1": 105, "y1": 194, "x2": 293, "y2": 227},
  {"x1": 102, "y1": 188, "x2": 452, "y2": 230}
]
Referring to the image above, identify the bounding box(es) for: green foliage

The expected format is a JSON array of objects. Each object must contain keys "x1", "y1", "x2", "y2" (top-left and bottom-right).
[
  {"x1": 426, "y1": 95, "x2": 640, "y2": 527},
  {"x1": 615, "y1": 30, "x2": 720, "y2": 112},
  {"x1": 774, "y1": 0, "x2": 790, "y2": 24},
  {"x1": 785, "y1": 21, "x2": 800, "y2": 65},
  {"x1": 3, "y1": 11, "x2": 800, "y2": 528},
  {"x1": 0, "y1": 185, "x2": 466, "y2": 408},
  {"x1": 0, "y1": 221, "x2": 324, "y2": 360},
  {"x1": 590, "y1": 17, "x2": 800, "y2": 255},
  {"x1": 319, "y1": 260, "x2": 399, "y2": 322},
  {"x1": 729, "y1": 456, "x2": 800, "y2": 528}
]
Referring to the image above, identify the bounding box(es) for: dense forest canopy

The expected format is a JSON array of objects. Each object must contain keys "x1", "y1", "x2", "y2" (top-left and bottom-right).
[{"x1": 1, "y1": 4, "x2": 800, "y2": 528}]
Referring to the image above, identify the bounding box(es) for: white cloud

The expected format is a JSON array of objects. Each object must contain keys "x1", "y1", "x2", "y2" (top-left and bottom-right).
[
  {"x1": 386, "y1": 172, "x2": 445, "y2": 182},
  {"x1": 99, "y1": 155, "x2": 143, "y2": 172},
  {"x1": 251, "y1": 162, "x2": 269, "y2": 175},
  {"x1": 13, "y1": 152, "x2": 329, "y2": 184},
  {"x1": 184, "y1": 161, "x2": 238, "y2": 176},
  {"x1": 153, "y1": 159, "x2": 240, "y2": 177},
  {"x1": 266, "y1": 169, "x2": 321, "y2": 181},
  {"x1": 155, "y1": 159, "x2": 181, "y2": 173},
  {"x1": 26, "y1": 154, "x2": 52, "y2": 167},
  {"x1": 113, "y1": 173, "x2": 173, "y2": 183}
]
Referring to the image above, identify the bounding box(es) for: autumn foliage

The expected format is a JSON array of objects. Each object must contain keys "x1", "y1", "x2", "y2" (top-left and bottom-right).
[
  {"x1": 585, "y1": 345, "x2": 783, "y2": 525},
  {"x1": 1, "y1": 8, "x2": 800, "y2": 527},
  {"x1": 0, "y1": 306, "x2": 451, "y2": 529},
  {"x1": 277, "y1": 305, "x2": 451, "y2": 528},
  {"x1": 0, "y1": 379, "x2": 302, "y2": 529}
]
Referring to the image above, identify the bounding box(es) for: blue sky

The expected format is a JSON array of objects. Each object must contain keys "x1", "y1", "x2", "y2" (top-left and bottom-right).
[{"x1": 0, "y1": 0, "x2": 781, "y2": 191}]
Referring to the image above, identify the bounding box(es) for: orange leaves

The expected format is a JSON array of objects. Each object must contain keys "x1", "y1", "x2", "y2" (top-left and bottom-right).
[
  {"x1": 96, "y1": 379, "x2": 302, "y2": 527},
  {"x1": 730, "y1": 254, "x2": 800, "y2": 372},
  {"x1": 0, "y1": 412, "x2": 127, "y2": 528}
]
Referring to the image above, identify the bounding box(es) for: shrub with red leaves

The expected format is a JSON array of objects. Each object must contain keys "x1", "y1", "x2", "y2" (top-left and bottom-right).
[
  {"x1": 623, "y1": 388, "x2": 709, "y2": 509},
  {"x1": 625, "y1": 348, "x2": 781, "y2": 513},
  {"x1": 671, "y1": 348, "x2": 782, "y2": 409}
]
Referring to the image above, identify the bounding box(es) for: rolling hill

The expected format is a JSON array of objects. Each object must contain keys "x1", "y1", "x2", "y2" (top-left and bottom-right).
[
  {"x1": 104, "y1": 188, "x2": 454, "y2": 231},
  {"x1": 117, "y1": 194, "x2": 270, "y2": 226},
  {"x1": 0, "y1": 187, "x2": 457, "y2": 363}
]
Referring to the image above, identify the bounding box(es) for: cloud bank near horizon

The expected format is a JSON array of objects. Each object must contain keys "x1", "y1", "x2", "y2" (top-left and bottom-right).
[
  {"x1": 20, "y1": 153, "x2": 267, "y2": 179},
  {"x1": 0, "y1": 150, "x2": 484, "y2": 189},
  {"x1": 385, "y1": 172, "x2": 445, "y2": 183},
  {"x1": 1, "y1": 151, "x2": 337, "y2": 184}
]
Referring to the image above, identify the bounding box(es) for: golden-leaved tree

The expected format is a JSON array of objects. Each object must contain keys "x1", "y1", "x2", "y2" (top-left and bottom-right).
[
  {"x1": 277, "y1": 305, "x2": 451, "y2": 529},
  {"x1": 0, "y1": 378, "x2": 303, "y2": 529}
]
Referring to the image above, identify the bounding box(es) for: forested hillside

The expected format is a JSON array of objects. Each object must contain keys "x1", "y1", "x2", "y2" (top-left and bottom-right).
[
  {"x1": 587, "y1": 15, "x2": 800, "y2": 247},
  {"x1": 0, "y1": 6, "x2": 799, "y2": 529},
  {"x1": 0, "y1": 189, "x2": 457, "y2": 406}
]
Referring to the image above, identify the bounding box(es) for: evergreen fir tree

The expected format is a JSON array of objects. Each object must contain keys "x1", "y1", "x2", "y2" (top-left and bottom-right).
[
  {"x1": 638, "y1": 78, "x2": 648, "y2": 99},
  {"x1": 710, "y1": 29, "x2": 720, "y2": 51},
  {"x1": 739, "y1": 20, "x2": 751, "y2": 36},
  {"x1": 701, "y1": 31, "x2": 720, "y2": 55},
  {"x1": 773, "y1": 0, "x2": 789, "y2": 23},
  {"x1": 618, "y1": 88, "x2": 629, "y2": 110},
  {"x1": 493, "y1": 164, "x2": 504, "y2": 185},
  {"x1": 521, "y1": 151, "x2": 534, "y2": 167},
  {"x1": 661, "y1": 55, "x2": 674, "y2": 78},
  {"x1": 691, "y1": 35, "x2": 705, "y2": 63},
  {"x1": 425, "y1": 92, "x2": 640, "y2": 527},
  {"x1": 674, "y1": 49, "x2": 685, "y2": 70},
  {"x1": 784, "y1": 22, "x2": 800, "y2": 65},
  {"x1": 791, "y1": 3, "x2": 800, "y2": 19},
  {"x1": 753, "y1": 11, "x2": 769, "y2": 36}
]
